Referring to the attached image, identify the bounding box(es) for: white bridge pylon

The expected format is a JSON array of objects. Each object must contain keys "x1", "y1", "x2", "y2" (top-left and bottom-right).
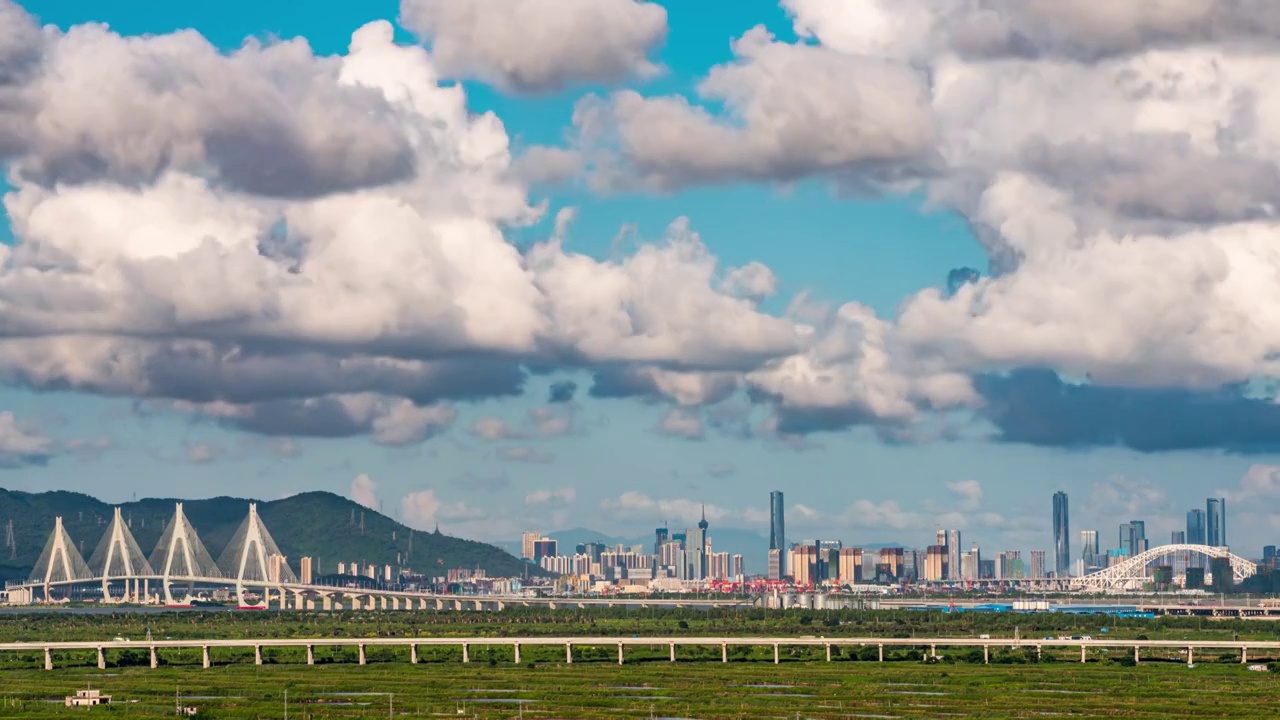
[
  {"x1": 1072, "y1": 544, "x2": 1258, "y2": 591},
  {"x1": 29, "y1": 517, "x2": 93, "y2": 598},
  {"x1": 149, "y1": 502, "x2": 221, "y2": 605},
  {"x1": 87, "y1": 507, "x2": 154, "y2": 602},
  {"x1": 216, "y1": 503, "x2": 296, "y2": 607}
]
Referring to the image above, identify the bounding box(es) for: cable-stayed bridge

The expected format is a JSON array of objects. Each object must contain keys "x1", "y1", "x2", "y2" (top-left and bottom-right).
[{"x1": 3, "y1": 503, "x2": 745, "y2": 610}]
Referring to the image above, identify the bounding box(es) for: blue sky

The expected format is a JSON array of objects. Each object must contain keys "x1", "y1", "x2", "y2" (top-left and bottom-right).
[{"x1": 2, "y1": 0, "x2": 1278, "y2": 563}]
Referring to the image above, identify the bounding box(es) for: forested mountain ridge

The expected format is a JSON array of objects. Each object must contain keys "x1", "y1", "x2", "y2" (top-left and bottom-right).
[{"x1": 0, "y1": 488, "x2": 537, "y2": 583}]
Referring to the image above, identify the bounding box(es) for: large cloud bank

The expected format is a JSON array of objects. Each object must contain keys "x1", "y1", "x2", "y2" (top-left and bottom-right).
[
  {"x1": 5, "y1": 0, "x2": 1280, "y2": 453},
  {"x1": 0, "y1": 1, "x2": 800, "y2": 445},
  {"x1": 568, "y1": 0, "x2": 1280, "y2": 451}
]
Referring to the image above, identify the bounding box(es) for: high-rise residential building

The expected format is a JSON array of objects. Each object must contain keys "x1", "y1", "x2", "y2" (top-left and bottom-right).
[
  {"x1": 925, "y1": 545, "x2": 947, "y2": 581},
  {"x1": 299, "y1": 556, "x2": 314, "y2": 585},
  {"x1": 997, "y1": 550, "x2": 1024, "y2": 580},
  {"x1": 1030, "y1": 550, "x2": 1046, "y2": 579},
  {"x1": 336, "y1": 561, "x2": 346, "y2": 575},
  {"x1": 1207, "y1": 498, "x2": 1226, "y2": 547},
  {"x1": 1052, "y1": 491, "x2": 1070, "y2": 576},
  {"x1": 838, "y1": 548, "x2": 862, "y2": 584},
  {"x1": 790, "y1": 545, "x2": 816, "y2": 586},
  {"x1": 960, "y1": 550, "x2": 978, "y2": 581},
  {"x1": 946, "y1": 530, "x2": 962, "y2": 581},
  {"x1": 766, "y1": 548, "x2": 782, "y2": 581},
  {"x1": 879, "y1": 547, "x2": 904, "y2": 579},
  {"x1": 267, "y1": 553, "x2": 288, "y2": 584},
  {"x1": 731, "y1": 554, "x2": 744, "y2": 578},
  {"x1": 1172, "y1": 531, "x2": 1185, "y2": 544},
  {"x1": 769, "y1": 491, "x2": 786, "y2": 578},
  {"x1": 521, "y1": 531, "x2": 540, "y2": 561}
]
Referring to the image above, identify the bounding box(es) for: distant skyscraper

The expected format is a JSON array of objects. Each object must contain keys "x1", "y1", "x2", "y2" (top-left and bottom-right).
[
  {"x1": 521, "y1": 531, "x2": 540, "y2": 561},
  {"x1": 299, "y1": 556, "x2": 314, "y2": 585},
  {"x1": 1030, "y1": 550, "x2": 1046, "y2": 579},
  {"x1": 1206, "y1": 498, "x2": 1226, "y2": 547},
  {"x1": 1172, "y1": 531, "x2": 1185, "y2": 544},
  {"x1": 1052, "y1": 491, "x2": 1070, "y2": 576},
  {"x1": 769, "y1": 491, "x2": 786, "y2": 578},
  {"x1": 767, "y1": 548, "x2": 782, "y2": 581},
  {"x1": 946, "y1": 530, "x2": 961, "y2": 581},
  {"x1": 1121, "y1": 521, "x2": 1146, "y2": 556},
  {"x1": 1187, "y1": 509, "x2": 1206, "y2": 544},
  {"x1": 654, "y1": 526, "x2": 669, "y2": 556}
]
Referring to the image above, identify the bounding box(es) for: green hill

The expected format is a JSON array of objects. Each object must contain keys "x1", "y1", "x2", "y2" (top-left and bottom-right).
[{"x1": 0, "y1": 488, "x2": 540, "y2": 584}]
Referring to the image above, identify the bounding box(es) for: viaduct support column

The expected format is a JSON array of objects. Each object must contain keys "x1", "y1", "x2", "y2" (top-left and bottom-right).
[
  {"x1": 149, "y1": 646, "x2": 158, "y2": 669},
  {"x1": 410, "y1": 644, "x2": 418, "y2": 664},
  {"x1": 462, "y1": 643, "x2": 469, "y2": 664},
  {"x1": 1242, "y1": 647, "x2": 1249, "y2": 664},
  {"x1": 1133, "y1": 645, "x2": 1140, "y2": 664},
  {"x1": 878, "y1": 644, "x2": 884, "y2": 663},
  {"x1": 1187, "y1": 647, "x2": 1193, "y2": 665},
  {"x1": 254, "y1": 645, "x2": 263, "y2": 666},
  {"x1": 669, "y1": 643, "x2": 676, "y2": 663},
  {"x1": 565, "y1": 643, "x2": 572, "y2": 664},
  {"x1": 826, "y1": 644, "x2": 832, "y2": 662},
  {"x1": 1081, "y1": 646, "x2": 1086, "y2": 663},
  {"x1": 358, "y1": 644, "x2": 366, "y2": 666},
  {"x1": 984, "y1": 646, "x2": 989, "y2": 664},
  {"x1": 306, "y1": 645, "x2": 314, "y2": 666},
  {"x1": 773, "y1": 643, "x2": 780, "y2": 664},
  {"x1": 617, "y1": 643, "x2": 624, "y2": 665},
  {"x1": 97, "y1": 647, "x2": 105, "y2": 670},
  {"x1": 514, "y1": 643, "x2": 521, "y2": 664},
  {"x1": 721, "y1": 643, "x2": 728, "y2": 663},
  {"x1": 202, "y1": 646, "x2": 210, "y2": 669}
]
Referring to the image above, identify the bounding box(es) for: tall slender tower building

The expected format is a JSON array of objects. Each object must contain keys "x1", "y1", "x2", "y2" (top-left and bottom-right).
[
  {"x1": 1052, "y1": 491, "x2": 1070, "y2": 577},
  {"x1": 769, "y1": 491, "x2": 786, "y2": 578},
  {"x1": 1206, "y1": 498, "x2": 1226, "y2": 547}
]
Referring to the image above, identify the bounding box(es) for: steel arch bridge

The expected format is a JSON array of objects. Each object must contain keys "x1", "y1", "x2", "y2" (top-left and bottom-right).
[{"x1": 1070, "y1": 544, "x2": 1257, "y2": 591}]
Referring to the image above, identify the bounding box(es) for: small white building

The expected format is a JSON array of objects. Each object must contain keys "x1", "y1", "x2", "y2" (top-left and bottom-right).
[{"x1": 65, "y1": 689, "x2": 111, "y2": 707}]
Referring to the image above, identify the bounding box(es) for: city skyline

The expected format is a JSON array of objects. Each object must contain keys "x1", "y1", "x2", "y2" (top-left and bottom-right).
[{"x1": 3, "y1": 0, "x2": 1280, "y2": 558}]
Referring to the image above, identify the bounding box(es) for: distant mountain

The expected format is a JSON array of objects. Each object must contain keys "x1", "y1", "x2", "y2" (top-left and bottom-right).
[{"x1": 0, "y1": 488, "x2": 540, "y2": 584}]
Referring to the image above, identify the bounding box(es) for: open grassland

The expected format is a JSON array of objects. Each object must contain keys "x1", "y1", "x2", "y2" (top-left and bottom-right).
[{"x1": 0, "y1": 661, "x2": 1275, "y2": 718}]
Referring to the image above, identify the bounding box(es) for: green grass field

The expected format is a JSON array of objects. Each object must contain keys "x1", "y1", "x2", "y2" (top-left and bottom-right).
[{"x1": 0, "y1": 661, "x2": 1273, "y2": 718}]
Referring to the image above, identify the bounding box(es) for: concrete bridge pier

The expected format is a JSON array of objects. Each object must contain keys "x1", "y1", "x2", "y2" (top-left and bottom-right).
[
  {"x1": 97, "y1": 647, "x2": 105, "y2": 670},
  {"x1": 1133, "y1": 646, "x2": 1140, "y2": 664},
  {"x1": 306, "y1": 645, "x2": 314, "y2": 666},
  {"x1": 983, "y1": 646, "x2": 989, "y2": 664},
  {"x1": 514, "y1": 643, "x2": 521, "y2": 664},
  {"x1": 254, "y1": 645, "x2": 263, "y2": 666},
  {"x1": 410, "y1": 644, "x2": 418, "y2": 664},
  {"x1": 773, "y1": 643, "x2": 780, "y2": 664},
  {"x1": 149, "y1": 646, "x2": 157, "y2": 669},
  {"x1": 462, "y1": 643, "x2": 469, "y2": 663},
  {"x1": 931, "y1": 644, "x2": 937, "y2": 660},
  {"x1": 617, "y1": 643, "x2": 624, "y2": 665},
  {"x1": 1081, "y1": 646, "x2": 1087, "y2": 663},
  {"x1": 321, "y1": 595, "x2": 333, "y2": 611},
  {"x1": 44, "y1": 648, "x2": 52, "y2": 671},
  {"x1": 1187, "y1": 647, "x2": 1193, "y2": 665},
  {"x1": 358, "y1": 644, "x2": 366, "y2": 665},
  {"x1": 878, "y1": 644, "x2": 884, "y2": 662},
  {"x1": 721, "y1": 643, "x2": 728, "y2": 663},
  {"x1": 202, "y1": 646, "x2": 210, "y2": 669},
  {"x1": 1242, "y1": 647, "x2": 1248, "y2": 664},
  {"x1": 565, "y1": 642, "x2": 572, "y2": 664},
  {"x1": 669, "y1": 643, "x2": 676, "y2": 663},
  {"x1": 825, "y1": 644, "x2": 832, "y2": 662}
]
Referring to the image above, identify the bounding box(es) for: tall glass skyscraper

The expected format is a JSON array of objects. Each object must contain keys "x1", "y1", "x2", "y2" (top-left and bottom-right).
[
  {"x1": 1052, "y1": 491, "x2": 1070, "y2": 576},
  {"x1": 1206, "y1": 498, "x2": 1226, "y2": 547},
  {"x1": 769, "y1": 490, "x2": 785, "y2": 578},
  {"x1": 1186, "y1": 509, "x2": 1206, "y2": 544}
]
